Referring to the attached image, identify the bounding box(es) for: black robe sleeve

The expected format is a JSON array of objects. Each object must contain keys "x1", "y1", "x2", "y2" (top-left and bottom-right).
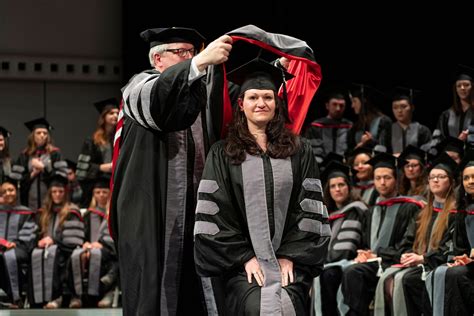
[{"x1": 194, "y1": 142, "x2": 255, "y2": 277}]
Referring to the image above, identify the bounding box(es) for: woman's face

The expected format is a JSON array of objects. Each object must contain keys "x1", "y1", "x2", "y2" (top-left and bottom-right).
[
  {"x1": 463, "y1": 166, "x2": 474, "y2": 196},
  {"x1": 93, "y1": 188, "x2": 110, "y2": 207},
  {"x1": 0, "y1": 135, "x2": 4, "y2": 151},
  {"x1": 51, "y1": 186, "x2": 66, "y2": 204},
  {"x1": 1, "y1": 182, "x2": 17, "y2": 206},
  {"x1": 351, "y1": 96, "x2": 362, "y2": 115},
  {"x1": 392, "y1": 100, "x2": 412, "y2": 124},
  {"x1": 403, "y1": 159, "x2": 422, "y2": 180},
  {"x1": 239, "y1": 89, "x2": 276, "y2": 131},
  {"x1": 428, "y1": 168, "x2": 450, "y2": 197},
  {"x1": 353, "y1": 153, "x2": 373, "y2": 180},
  {"x1": 329, "y1": 177, "x2": 349, "y2": 206},
  {"x1": 456, "y1": 79, "x2": 472, "y2": 100},
  {"x1": 105, "y1": 109, "x2": 119, "y2": 127},
  {"x1": 33, "y1": 128, "x2": 49, "y2": 147}
]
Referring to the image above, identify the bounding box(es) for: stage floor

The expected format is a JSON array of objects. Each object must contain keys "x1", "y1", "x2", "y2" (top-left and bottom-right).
[{"x1": 0, "y1": 309, "x2": 122, "y2": 315}]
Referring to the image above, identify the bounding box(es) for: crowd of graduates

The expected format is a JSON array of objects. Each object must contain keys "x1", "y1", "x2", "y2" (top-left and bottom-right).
[
  {"x1": 1, "y1": 57, "x2": 473, "y2": 314},
  {"x1": 0, "y1": 98, "x2": 120, "y2": 309}
]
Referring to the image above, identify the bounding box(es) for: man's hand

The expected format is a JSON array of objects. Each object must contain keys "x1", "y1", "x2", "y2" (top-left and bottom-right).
[{"x1": 194, "y1": 35, "x2": 233, "y2": 72}]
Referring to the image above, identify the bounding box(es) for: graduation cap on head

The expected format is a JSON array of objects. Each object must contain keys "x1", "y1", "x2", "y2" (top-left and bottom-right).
[
  {"x1": 0, "y1": 126, "x2": 11, "y2": 138},
  {"x1": 65, "y1": 159, "x2": 77, "y2": 171},
  {"x1": 348, "y1": 83, "x2": 386, "y2": 102},
  {"x1": 321, "y1": 160, "x2": 351, "y2": 185},
  {"x1": 140, "y1": 27, "x2": 206, "y2": 50},
  {"x1": 458, "y1": 149, "x2": 474, "y2": 173},
  {"x1": 437, "y1": 136, "x2": 465, "y2": 156},
  {"x1": 391, "y1": 86, "x2": 422, "y2": 104},
  {"x1": 93, "y1": 176, "x2": 110, "y2": 190},
  {"x1": 24, "y1": 117, "x2": 53, "y2": 132},
  {"x1": 429, "y1": 152, "x2": 458, "y2": 177},
  {"x1": 452, "y1": 64, "x2": 474, "y2": 82},
  {"x1": 320, "y1": 152, "x2": 345, "y2": 172},
  {"x1": 397, "y1": 145, "x2": 427, "y2": 167},
  {"x1": 48, "y1": 172, "x2": 68, "y2": 188},
  {"x1": 94, "y1": 98, "x2": 119, "y2": 114},
  {"x1": 367, "y1": 152, "x2": 397, "y2": 171},
  {"x1": 2, "y1": 173, "x2": 22, "y2": 188},
  {"x1": 227, "y1": 58, "x2": 294, "y2": 96}
]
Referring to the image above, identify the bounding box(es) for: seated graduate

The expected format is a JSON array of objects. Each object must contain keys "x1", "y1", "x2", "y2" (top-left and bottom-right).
[
  {"x1": 0, "y1": 174, "x2": 37, "y2": 308},
  {"x1": 340, "y1": 152, "x2": 422, "y2": 316},
  {"x1": 193, "y1": 59, "x2": 330, "y2": 315},
  {"x1": 397, "y1": 145, "x2": 429, "y2": 202},
  {"x1": 68, "y1": 177, "x2": 118, "y2": 308},
  {"x1": 29, "y1": 172, "x2": 84, "y2": 309},
  {"x1": 313, "y1": 160, "x2": 368, "y2": 316},
  {"x1": 347, "y1": 147, "x2": 379, "y2": 206}
]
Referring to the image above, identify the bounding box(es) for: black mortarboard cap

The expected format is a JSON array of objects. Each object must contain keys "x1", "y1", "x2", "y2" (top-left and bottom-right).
[
  {"x1": 367, "y1": 152, "x2": 397, "y2": 170},
  {"x1": 320, "y1": 152, "x2": 345, "y2": 171},
  {"x1": 227, "y1": 58, "x2": 294, "y2": 95},
  {"x1": 458, "y1": 149, "x2": 474, "y2": 173},
  {"x1": 349, "y1": 83, "x2": 386, "y2": 102},
  {"x1": 429, "y1": 152, "x2": 458, "y2": 177},
  {"x1": 66, "y1": 159, "x2": 77, "y2": 171},
  {"x1": 93, "y1": 176, "x2": 110, "y2": 189},
  {"x1": 24, "y1": 117, "x2": 53, "y2": 132},
  {"x1": 2, "y1": 173, "x2": 22, "y2": 188},
  {"x1": 0, "y1": 126, "x2": 11, "y2": 138},
  {"x1": 346, "y1": 146, "x2": 374, "y2": 161},
  {"x1": 140, "y1": 27, "x2": 206, "y2": 50},
  {"x1": 452, "y1": 64, "x2": 474, "y2": 82},
  {"x1": 437, "y1": 136, "x2": 465, "y2": 155},
  {"x1": 397, "y1": 145, "x2": 427, "y2": 167},
  {"x1": 48, "y1": 172, "x2": 68, "y2": 188},
  {"x1": 391, "y1": 86, "x2": 422, "y2": 104},
  {"x1": 94, "y1": 98, "x2": 119, "y2": 114},
  {"x1": 321, "y1": 160, "x2": 351, "y2": 185}
]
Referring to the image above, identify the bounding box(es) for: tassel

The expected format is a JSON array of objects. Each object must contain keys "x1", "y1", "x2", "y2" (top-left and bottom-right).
[
  {"x1": 418, "y1": 264, "x2": 426, "y2": 281},
  {"x1": 376, "y1": 257, "x2": 383, "y2": 277}
]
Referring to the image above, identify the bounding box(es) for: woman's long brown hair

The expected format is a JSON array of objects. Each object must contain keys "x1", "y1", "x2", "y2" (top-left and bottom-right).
[
  {"x1": 39, "y1": 186, "x2": 71, "y2": 237},
  {"x1": 412, "y1": 176, "x2": 456, "y2": 254},
  {"x1": 93, "y1": 109, "x2": 115, "y2": 147},
  {"x1": 224, "y1": 93, "x2": 300, "y2": 164}
]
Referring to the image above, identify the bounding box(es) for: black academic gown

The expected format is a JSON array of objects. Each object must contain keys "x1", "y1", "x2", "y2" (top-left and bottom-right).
[
  {"x1": 341, "y1": 196, "x2": 421, "y2": 315},
  {"x1": 390, "y1": 121, "x2": 432, "y2": 154},
  {"x1": 16, "y1": 148, "x2": 64, "y2": 210},
  {"x1": 317, "y1": 201, "x2": 368, "y2": 316},
  {"x1": 0, "y1": 155, "x2": 11, "y2": 184},
  {"x1": 347, "y1": 115, "x2": 392, "y2": 153},
  {"x1": 0, "y1": 204, "x2": 37, "y2": 303},
  {"x1": 29, "y1": 206, "x2": 84, "y2": 306},
  {"x1": 76, "y1": 138, "x2": 112, "y2": 207},
  {"x1": 109, "y1": 60, "x2": 210, "y2": 316},
  {"x1": 305, "y1": 117, "x2": 352, "y2": 163},
  {"x1": 194, "y1": 140, "x2": 330, "y2": 316}
]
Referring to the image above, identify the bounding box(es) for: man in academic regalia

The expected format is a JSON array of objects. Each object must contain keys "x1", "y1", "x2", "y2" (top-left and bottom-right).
[
  {"x1": 306, "y1": 92, "x2": 352, "y2": 164},
  {"x1": 108, "y1": 27, "x2": 233, "y2": 316},
  {"x1": 340, "y1": 152, "x2": 422, "y2": 316}
]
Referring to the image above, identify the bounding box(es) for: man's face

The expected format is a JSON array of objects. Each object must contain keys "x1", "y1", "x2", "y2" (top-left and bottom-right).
[
  {"x1": 374, "y1": 167, "x2": 397, "y2": 198},
  {"x1": 326, "y1": 98, "x2": 346, "y2": 119},
  {"x1": 155, "y1": 42, "x2": 196, "y2": 72}
]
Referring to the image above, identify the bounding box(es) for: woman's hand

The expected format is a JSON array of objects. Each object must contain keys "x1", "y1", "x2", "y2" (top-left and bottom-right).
[
  {"x1": 90, "y1": 242, "x2": 103, "y2": 249},
  {"x1": 400, "y1": 252, "x2": 424, "y2": 267},
  {"x1": 278, "y1": 258, "x2": 294, "y2": 287},
  {"x1": 38, "y1": 236, "x2": 54, "y2": 248},
  {"x1": 354, "y1": 249, "x2": 375, "y2": 263},
  {"x1": 244, "y1": 257, "x2": 264, "y2": 286}
]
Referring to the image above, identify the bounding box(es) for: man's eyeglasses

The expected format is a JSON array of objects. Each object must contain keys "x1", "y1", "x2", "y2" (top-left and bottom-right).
[{"x1": 163, "y1": 48, "x2": 197, "y2": 58}]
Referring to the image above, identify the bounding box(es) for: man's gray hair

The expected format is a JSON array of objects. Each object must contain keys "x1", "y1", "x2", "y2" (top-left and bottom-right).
[{"x1": 148, "y1": 44, "x2": 168, "y2": 67}]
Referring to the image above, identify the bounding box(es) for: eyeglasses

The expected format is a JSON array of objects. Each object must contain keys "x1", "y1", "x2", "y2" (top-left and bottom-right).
[
  {"x1": 163, "y1": 48, "x2": 196, "y2": 58},
  {"x1": 404, "y1": 163, "x2": 420, "y2": 169},
  {"x1": 428, "y1": 174, "x2": 449, "y2": 181}
]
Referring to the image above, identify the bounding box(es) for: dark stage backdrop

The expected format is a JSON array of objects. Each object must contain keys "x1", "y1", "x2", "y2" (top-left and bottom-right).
[{"x1": 122, "y1": 2, "x2": 473, "y2": 132}]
